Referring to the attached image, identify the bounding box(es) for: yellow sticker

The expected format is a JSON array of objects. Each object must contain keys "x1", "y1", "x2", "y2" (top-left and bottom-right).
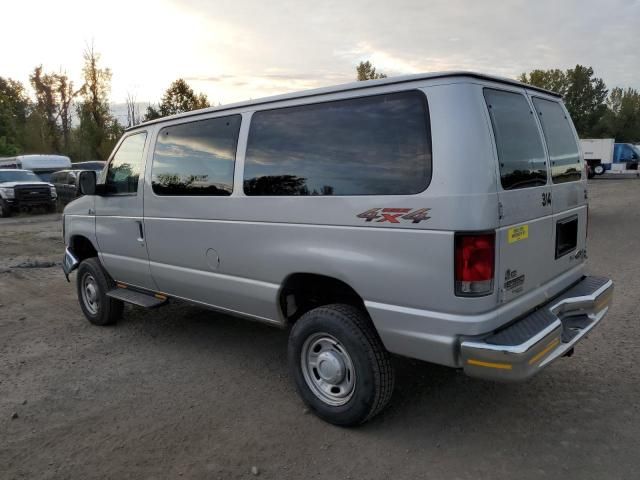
[{"x1": 508, "y1": 225, "x2": 529, "y2": 244}]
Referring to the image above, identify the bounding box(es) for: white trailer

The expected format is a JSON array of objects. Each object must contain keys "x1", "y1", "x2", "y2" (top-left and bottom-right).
[
  {"x1": 580, "y1": 139, "x2": 614, "y2": 175},
  {"x1": 0, "y1": 154, "x2": 71, "y2": 182}
]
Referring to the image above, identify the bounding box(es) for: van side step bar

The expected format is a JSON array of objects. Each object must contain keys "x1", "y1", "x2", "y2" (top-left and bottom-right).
[{"x1": 106, "y1": 287, "x2": 168, "y2": 308}]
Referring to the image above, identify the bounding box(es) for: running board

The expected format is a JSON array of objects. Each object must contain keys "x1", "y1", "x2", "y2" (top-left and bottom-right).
[{"x1": 106, "y1": 288, "x2": 168, "y2": 308}]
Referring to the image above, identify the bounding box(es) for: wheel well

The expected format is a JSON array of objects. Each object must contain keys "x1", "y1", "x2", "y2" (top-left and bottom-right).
[
  {"x1": 69, "y1": 235, "x2": 98, "y2": 262},
  {"x1": 279, "y1": 273, "x2": 365, "y2": 323}
]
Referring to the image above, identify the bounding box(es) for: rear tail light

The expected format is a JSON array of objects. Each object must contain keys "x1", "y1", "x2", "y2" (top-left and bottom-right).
[{"x1": 455, "y1": 232, "x2": 495, "y2": 296}]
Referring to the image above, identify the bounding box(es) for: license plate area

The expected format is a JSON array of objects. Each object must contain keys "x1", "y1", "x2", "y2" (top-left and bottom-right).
[{"x1": 556, "y1": 215, "x2": 578, "y2": 259}]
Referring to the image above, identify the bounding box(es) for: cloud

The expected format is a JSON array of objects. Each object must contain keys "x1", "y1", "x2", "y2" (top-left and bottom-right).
[{"x1": 1, "y1": 0, "x2": 638, "y2": 104}]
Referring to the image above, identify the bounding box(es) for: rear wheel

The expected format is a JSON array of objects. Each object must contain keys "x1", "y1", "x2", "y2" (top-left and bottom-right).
[
  {"x1": 594, "y1": 164, "x2": 605, "y2": 175},
  {"x1": 288, "y1": 304, "x2": 395, "y2": 426},
  {"x1": 76, "y1": 257, "x2": 123, "y2": 326}
]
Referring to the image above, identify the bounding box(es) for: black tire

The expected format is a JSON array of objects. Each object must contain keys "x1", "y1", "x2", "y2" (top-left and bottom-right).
[
  {"x1": 288, "y1": 304, "x2": 395, "y2": 426},
  {"x1": 0, "y1": 200, "x2": 11, "y2": 218},
  {"x1": 76, "y1": 257, "x2": 123, "y2": 326},
  {"x1": 594, "y1": 164, "x2": 605, "y2": 175},
  {"x1": 45, "y1": 202, "x2": 56, "y2": 213}
]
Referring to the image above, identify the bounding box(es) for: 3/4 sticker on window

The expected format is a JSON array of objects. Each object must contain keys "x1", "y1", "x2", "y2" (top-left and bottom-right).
[{"x1": 508, "y1": 225, "x2": 529, "y2": 244}]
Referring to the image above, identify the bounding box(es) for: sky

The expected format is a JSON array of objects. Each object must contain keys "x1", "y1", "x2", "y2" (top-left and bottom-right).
[{"x1": 1, "y1": 0, "x2": 639, "y2": 107}]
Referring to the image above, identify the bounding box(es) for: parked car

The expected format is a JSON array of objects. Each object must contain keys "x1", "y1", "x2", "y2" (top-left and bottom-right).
[
  {"x1": 52, "y1": 162, "x2": 108, "y2": 206},
  {"x1": 62, "y1": 72, "x2": 614, "y2": 426},
  {"x1": 0, "y1": 169, "x2": 57, "y2": 217},
  {"x1": 50, "y1": 170, "x2": 81, "y2": 207},
  {"x1": 0, "y1": 154, "x2": 71, "y2": 182}
]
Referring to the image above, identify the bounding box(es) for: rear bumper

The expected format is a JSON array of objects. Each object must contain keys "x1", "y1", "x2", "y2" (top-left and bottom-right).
[{"x1": 460, "y1": 276, "x2": 613, "y2": 381}]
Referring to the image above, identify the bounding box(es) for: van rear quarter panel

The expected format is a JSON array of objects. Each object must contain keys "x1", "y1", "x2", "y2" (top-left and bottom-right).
[{"x1": 142, "y1": 81, "x2": 501, "y2": 327}]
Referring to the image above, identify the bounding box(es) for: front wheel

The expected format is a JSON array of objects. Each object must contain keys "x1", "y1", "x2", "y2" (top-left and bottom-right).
[
  {"x1": 0, "y1": 200, "x2": 11, "y2": 218},
  {"x1": 594, "y1": 164, "x2": 605, "y2": 175},
  {"x1": 288, "y1": 304, "x2": 395, "y2": 426},
  {"x1": 76, "y1": 257, "x2": 123, "y2": 326}
]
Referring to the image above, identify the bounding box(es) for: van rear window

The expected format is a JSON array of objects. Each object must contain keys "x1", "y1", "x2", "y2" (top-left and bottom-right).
[
  {"x1": 243, "y1": 91, "x2": 432, "y2": 196},
  {"x1": 532, "y1": 97, "x2": 582, "y2": 183},
  {"x1": 484, "y1": 89, "x2": 547, "y2": 190}
]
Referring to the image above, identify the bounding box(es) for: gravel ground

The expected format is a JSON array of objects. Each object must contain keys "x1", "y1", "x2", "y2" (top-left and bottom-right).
[{"x1": 1, "y1": 180, "x2": 639, "y2": 479}]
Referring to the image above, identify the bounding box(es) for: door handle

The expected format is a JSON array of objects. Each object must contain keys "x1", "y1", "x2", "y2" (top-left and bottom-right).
[{"x1": 136, "y1": 220, "x2": 145, "y2": 245}]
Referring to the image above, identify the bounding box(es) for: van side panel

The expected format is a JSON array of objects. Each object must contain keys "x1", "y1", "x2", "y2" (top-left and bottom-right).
[{"x1": 142, "y1": 82, "x2": 501, "y2": 336}]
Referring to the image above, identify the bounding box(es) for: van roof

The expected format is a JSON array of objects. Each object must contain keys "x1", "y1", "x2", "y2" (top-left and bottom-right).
[{"x1": 131, "y1": 71, "x2": 561, "y2": 131}]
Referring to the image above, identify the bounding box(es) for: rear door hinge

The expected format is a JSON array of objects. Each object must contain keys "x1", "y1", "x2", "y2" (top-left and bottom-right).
[{"x1": 498, "y1": 202, "x2": 504, "y2": 220}]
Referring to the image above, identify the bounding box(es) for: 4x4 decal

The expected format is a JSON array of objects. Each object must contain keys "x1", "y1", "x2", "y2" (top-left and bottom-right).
[{"x1": 356, "y1": 208, "x2": 431, "y2": 224}]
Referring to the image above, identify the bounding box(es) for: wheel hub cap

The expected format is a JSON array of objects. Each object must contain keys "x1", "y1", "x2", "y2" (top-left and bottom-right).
[
  {"x1": 317, "y1": 351, "x2": 345, "y2": 384},
  {"x1": 300, "y1": 333, "x2": 356, "y2": 406},
  {"x1": 81, "y1": 273, "x2": 100, "y2": 315}
]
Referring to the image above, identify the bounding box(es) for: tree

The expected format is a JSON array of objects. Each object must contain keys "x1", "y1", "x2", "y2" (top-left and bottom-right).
[
  {"x1": 0, "y1": 77, "x2": 30, "y2": 155},
  {"x1": 518, "y1": 69, "x2": 569, "y2": 96},
  {"x1": 145, "y1": 79, "x2": 210, "y2": 120},
  {"x1": 356, "y1": 61, "x2": 387, "y2": 81},
  {"x1": 75, "y1": 45, "x2": 121, "y2": 160},
  {"x1": 519, "y1": 65, "x2": 607, "y2": 137},
  {"x1": 125, "y1": 93, "x2": 142, "y2": 128},
  {"x1": 564, "y1": 65, "x2": 608, "y2": 137},
  {"x1": 29, "y1": 66, "x2": 79, "y2": 153},
  {"x1": 595, "y1": 88, "x2": 640, "y2": 142}
]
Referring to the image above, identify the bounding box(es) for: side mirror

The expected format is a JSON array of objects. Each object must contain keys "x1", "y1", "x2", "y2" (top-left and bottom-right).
[{"x1": 79, "y1": 170, "x2": 97, "y2": 195}]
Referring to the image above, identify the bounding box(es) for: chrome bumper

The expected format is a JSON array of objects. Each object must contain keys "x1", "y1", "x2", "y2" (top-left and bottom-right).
[
  {"x1": 460, "y1": 276, "x2": 613, "y2": 381},
  {"x1": 62, "y1": 247, "x2": 79, "y2": 282}
]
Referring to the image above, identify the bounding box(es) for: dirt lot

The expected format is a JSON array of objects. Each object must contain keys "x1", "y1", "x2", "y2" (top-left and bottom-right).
[{"x1": 1, "y1": 180, "x2": 639, "y2": 480}]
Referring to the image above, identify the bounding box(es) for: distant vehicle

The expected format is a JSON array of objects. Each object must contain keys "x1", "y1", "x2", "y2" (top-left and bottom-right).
[
  {"x1": 63, "y1": 71, "x2": 613, "y2": 426},
  {"x1": 50, "y1": 170, "x2": 82, "y2": 206},
  {"x1": 0, "y1": 154, "x2": 71, "y2": 182},
  {"x1": 52, "y1": 164, "x2": 107, "y2": 206},
  {"x1": 70, "y1": 161, "x2": 106, "y2": 172},
  {"x1": 613, "y1": 143, "x2": 640, "y2": 170},
  {"x1": 580, "y1": 139, "x2": 614, "y2": 175},
  {"x1": 580, "y1": 139, "x2": 640, "y2": 175},
  {"x1": 0, "y1": 169, "x2": 57, "y2": 217}
]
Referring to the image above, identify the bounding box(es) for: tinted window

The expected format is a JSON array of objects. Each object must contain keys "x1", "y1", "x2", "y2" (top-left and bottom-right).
[
  {"x1": 484, "y1": 89, "x2": 547, "y2": 190},
  {"x1": 105, "y1": 132, "x2": 147, "y2": 194},
  {"x1": 0, "y1": 170, "x2": 39, "y2": 182},
  {"x1": 152, "y1": 116, "x2": 241, "y2": 196},
  {"x1": 243, "y1": 91, "x2": 431, "y2": 196},
  {"x1": 532, "y1": 97, "x2": 581, "y2": 183}
]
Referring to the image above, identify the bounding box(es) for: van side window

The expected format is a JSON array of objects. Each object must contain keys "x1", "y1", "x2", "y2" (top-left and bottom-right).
[
  {"x1": 243, "y1": 91, "x2": 432, "y2": 196},
  {"x1": 532, "y1": 97, "x2": 582, "y2": 183},
  {"x1": 105, "y1": 132, "x2": 147, "y2": 195},
  {"x1": 484, "y1": 89, "x2": 547, "y2": 190},
  {"x1": 152, "y1": 115, "x2": 241, "y2": 196}
]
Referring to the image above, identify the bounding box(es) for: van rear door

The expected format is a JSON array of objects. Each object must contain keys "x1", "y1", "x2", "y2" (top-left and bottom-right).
[
  {"x1": 530, "y1": 95, "x2": 587, "y2": 282},
  {"x1": 483, "y1": 88, "x2": 554, "y2": 303}
]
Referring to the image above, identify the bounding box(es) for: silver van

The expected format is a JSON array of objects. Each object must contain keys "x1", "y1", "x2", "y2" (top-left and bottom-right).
[{"x1": 62, "y1": 72, "x2": 613, "y2": 426}]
